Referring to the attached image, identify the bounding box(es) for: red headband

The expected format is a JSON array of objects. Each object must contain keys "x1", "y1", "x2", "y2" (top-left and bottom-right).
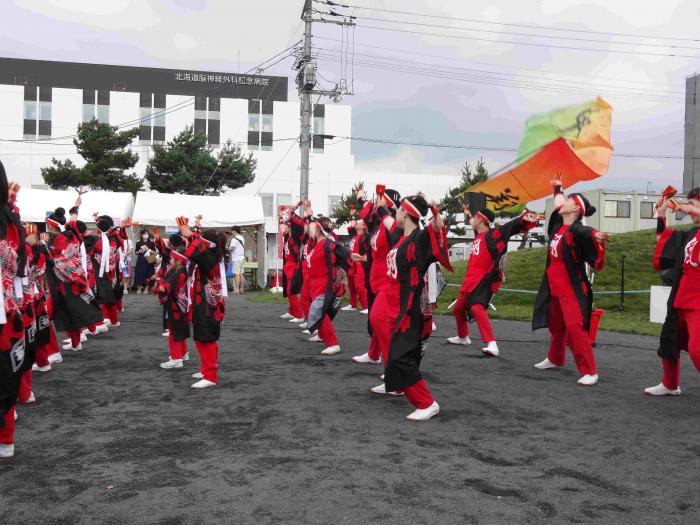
[
  {"x1": 476, "y1": 211, "x2": 491, "y2": 225},
  {"x1": 46, "y1": 218, "x2": 61, "y2": 228},
  {"x1": 572, "y1": 195, "x2": 586, "y2": 216},
  {"x1": 385, "y1": 193, "x2": 396, "y2": 208},
  {"x1": 401, "y1": 199, "x2": 421, "y2": 219},
  {"x1": 171, "y1": 250, "x2": 189, "y2": 263}
]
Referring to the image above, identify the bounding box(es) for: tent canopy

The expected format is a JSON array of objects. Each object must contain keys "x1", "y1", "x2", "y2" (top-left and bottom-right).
[
  {"x1": 132, "y1": 191, "x2": 264, "y2": 228},
  {"x1": 16, "y1": 188, "x2": 135, "y2": 224}
]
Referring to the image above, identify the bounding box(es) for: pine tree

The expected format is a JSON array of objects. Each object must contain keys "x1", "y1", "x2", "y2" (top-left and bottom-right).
[
  {"x1": 42, "y1": 119, "x2": 141, "y2": 193},
  {"x1": 330, "y1": 182, "x2": 364, "y2": 223},
  {"x1": 145, "y1": 126, "x2": 217, "y2": 194},
  {"x1": 211, "y1": 140, "x2": 257, "y2": 193},
  {"x1": 440, "y1": 159, "x2": 489, "y2": 237}
]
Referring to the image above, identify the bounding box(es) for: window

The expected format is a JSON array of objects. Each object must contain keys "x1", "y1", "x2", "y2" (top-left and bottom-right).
[
  {"x1": 83, "y1": 104, "x2": 95, "y2": 122},
  {"x1": 140, "y1": 93, "x2": 166, "y2": 143},
  {"x1": 314, "y1": 116, "x2": 325, "y2": 135},
  {"x1": 24, "y1": 100, "x2": 37, "y2": 120},
  {"x1": 328, "y1": 195, "x2": 342, "y2": 215},
  {"x1": 262, "y1": 114, "x2": 273, "y2": 132},
  {"x1": 247, "y1": 113, "x2": 260, "y2": 132},
  {"x1": 260, "y1": 193, "x2": 274, "y2": 217},
  {"x1": 96, "y1": 90, "x2": 110, "y2": 123},
  {"x1": 96, "y1": 104, "x2": 109, "y2": 123},
  {"x1": 640, "y1": 201, "x2": 654, "y2": 219},
  {"x1": 24, "y1": 85, "x2": 51, "y2": 139},
  {"x1": 604, "y1": 200, "x2": 630, "y2": 218}
]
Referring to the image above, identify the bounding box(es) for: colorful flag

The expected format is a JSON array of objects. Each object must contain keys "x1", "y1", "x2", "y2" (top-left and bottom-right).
[{"x1": 467, "y1": 97, "x2": 613, "y2": 211}]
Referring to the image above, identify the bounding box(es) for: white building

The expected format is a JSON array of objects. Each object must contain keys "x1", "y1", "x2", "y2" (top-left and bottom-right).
[
  {"x1": 0, "y1": 56, "x2": 463, "y2": 284},
  {"x1": 545, "y1": 189, "x2": 692, "y2": 234}
]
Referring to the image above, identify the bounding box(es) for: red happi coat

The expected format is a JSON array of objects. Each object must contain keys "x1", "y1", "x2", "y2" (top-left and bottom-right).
[
  {"x1": 185, "y1": 233, "x2": 225, "y2": 342},
  {"x1": 0, "y1": 221, "x2": 26, "y2": 426},
  {"x1": 157, "y1": 265, "x2": 190, "y2": 342},
  {"x1": 46, "y1": 222, "x2": 103, "y2": 332},
  {"x1": 383, "y1": 222, "x2": 453, "y2": 393},
  {"x1": 653, "y1": 216, "x2": 700, "y2": 361},
  {"x1": 89, "y1": 230, "x2": 121, "y2": 305},
  {"x1": 532, "y1": 208, "x2": 605, "y2": 332},
  {"x1": 462, "y1": 213, "x2": 537, "y2": 317}
]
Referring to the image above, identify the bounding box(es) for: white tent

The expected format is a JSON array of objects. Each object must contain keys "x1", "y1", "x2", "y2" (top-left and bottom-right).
[
  {"x1": 15, "y1": 188, "x2": 135, "y2": 223},
  {"x1": 132, "y1": 191, "x2": 264, "y2": 228}
]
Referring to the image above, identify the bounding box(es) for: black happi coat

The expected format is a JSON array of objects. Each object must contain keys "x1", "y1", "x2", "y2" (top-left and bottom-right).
[
  {"x1": 287, "y1": 213, "x2": 306, "y2": 296},
  {"x1": 158, "y1": 266, "x2": 190, "y2": 342},
  {"x1": 653, "y1": 219, "x2": 700, "y2": 361},
  {"x1": 186, "y1": 235, "x2": 225, "y2": 342},
  {"x1": 31, "y1": 244, "x2": 51, "y2": 346},
  {"x1": 385, "y1": 224, "x2": 453, "y2": 393},
  {"x1": 532, "y1": 209, "x2": 604, "y2": 332},
  {"x1": 307, "y1": 237, "x2": 352, "y2": 333},
  {"x1": 46, "y1": 225, "x2": 103, "y2": 332},
  {"x1": 465, "y1": 214, "x2": 536, "y2": 317}
]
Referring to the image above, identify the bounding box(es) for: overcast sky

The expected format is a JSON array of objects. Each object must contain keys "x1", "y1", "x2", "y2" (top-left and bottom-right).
[{"x1": 3, "y1": 0, "x2": 700, "y2": 196}]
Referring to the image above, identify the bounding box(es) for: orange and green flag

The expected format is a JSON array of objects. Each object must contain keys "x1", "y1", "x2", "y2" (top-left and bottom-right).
[{"x1": 467, "y1": 97, "x2": 613, "y2": 212}]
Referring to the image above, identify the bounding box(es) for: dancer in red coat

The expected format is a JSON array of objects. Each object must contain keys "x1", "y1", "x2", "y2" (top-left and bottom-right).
[
  {"x1": 531, "y1": 180, "x2": 608, "y2": 386},
  {"x1": 368, "y1": 194, "x2": 452, "y2": 421},
  {"x1": 448, "y1": 207, "x2": 538, "y2": 356},
  {"x1": 0, "y1": 162, "x2": 28, "y2": 459},
  {"x1": 343, "y1": 218, "x2": 369, "y2": 313},
  {"x1": 644, "y1": 188, "x2": 700, "y2": 396}
]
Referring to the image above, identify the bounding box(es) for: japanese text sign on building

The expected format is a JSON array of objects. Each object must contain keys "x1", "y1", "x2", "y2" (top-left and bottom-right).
[{"x1": 175, "y1": 72, "x2": 270, "y2": 86}]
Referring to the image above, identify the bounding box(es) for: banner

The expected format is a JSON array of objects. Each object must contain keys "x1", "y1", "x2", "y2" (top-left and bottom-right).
[
  {"x1": 467, "y1": 138, "x2": 600, "y2": 212},
  {"x1": 468, "y1": 97, "x2": 613, "y2": 211}
]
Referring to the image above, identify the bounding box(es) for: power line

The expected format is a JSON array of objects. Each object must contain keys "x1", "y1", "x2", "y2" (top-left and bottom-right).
[
  {"x1": 314, "y1": 35, "x2": 684, "y2": 90},
  {"x1": 335, "y1": 135, "x2": 694, "y2": 160},
  {"x1": 314, "y1": 47, "x2": 685, "y2": 98},
  {"x1": 320, "y1": 1, "x2": 700, "y2": 44},
  {"x1": 315, "y1": 53, "x2": 685, "y2": 104},
  {"x1": 353, "y1": 24, "x2": 700, "y2": 59},
  {"x1": 351, "y1": 14, "x2": 700, "y2": 51}
]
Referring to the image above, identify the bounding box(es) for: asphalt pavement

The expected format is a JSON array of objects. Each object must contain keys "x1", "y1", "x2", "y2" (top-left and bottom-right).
[{"x1": 1, "y1": 294, "x2": 699, "y2": 524}]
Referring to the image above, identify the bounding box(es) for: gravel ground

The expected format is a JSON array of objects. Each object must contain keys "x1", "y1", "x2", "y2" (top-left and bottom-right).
[{"x1": 1, "y1": 294, "x2": 699, "y2": 524}]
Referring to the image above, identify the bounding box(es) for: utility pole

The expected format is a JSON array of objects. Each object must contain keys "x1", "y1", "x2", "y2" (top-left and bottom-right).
[
  {"x1": 296, "y1": 0, "x2": 354, "y2": 206},
  {"x1": 299, "y1": 0, "x2": 313, "y2": 206}
]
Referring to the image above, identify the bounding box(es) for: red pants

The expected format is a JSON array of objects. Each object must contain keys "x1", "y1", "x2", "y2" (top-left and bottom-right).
[
  {"x1": 318, "y1": 314, "x2": 339, "y2": 347},
  {"x1": 661, "y1": 308, "x2": 700, "y2": 389},
  {"x1": 404, "y1": 379, "x2": 434, "y2": 409},
  {"x1": 547, "y1": 295, "x2": 596, "y2": 376},
  {"x1": 0, "y1": 408, "x2": 15, "y2": 444},
  {"x1": 348, "y1": 270, "x2": 358, "y2": 308},
  {"x1": 18, "y1": 370, "x2": 32, "y2": 403},
  {"x1": 101, "y1": 303, "x2": 119, "y2": 325},
  {"x1": 48, "y1": 325, "x2": 59, "y2": 356},
  {"x1": 67, "y1": 329, "x2": 82, "y2": 348},
  {"x1": 369, "y1": 289, "x2": 394, "y2": 364},
  {"x1": 284, "y1": 264, "x2": 302, "y2": 319},
  {"x1": 168, "y1": 332, "x2": 187, "y2": 360},
  {"x1": 196, "y1": 341, "x2": 218, "y2": 383},
  {"x1": 453, "y1": 292, "x2": 495, "y2": 342},
  {"x1": 300, "y1": 279, "x2": 312, "y2": 320}
]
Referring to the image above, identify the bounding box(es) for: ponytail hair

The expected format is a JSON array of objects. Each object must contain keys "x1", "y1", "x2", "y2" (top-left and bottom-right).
[{"x1": 202, "y1": 229, "x2": 227, "y2": 261}]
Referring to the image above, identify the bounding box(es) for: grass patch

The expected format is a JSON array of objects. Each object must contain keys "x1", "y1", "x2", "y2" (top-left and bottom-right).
[
  {"x1": 246, "y1": 291, "x2": 288, "y2": 305},
  {"x1": 248, "y1": 226, "x2": 687, "y2": 337},
  {"x1": 434, "y1": 226, "x2": 686, "y2": 337}
]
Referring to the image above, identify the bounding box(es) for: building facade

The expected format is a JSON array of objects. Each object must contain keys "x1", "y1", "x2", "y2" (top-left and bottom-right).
[
  {"x1": 545, "y1": 189, "x2": 691, "y2": 234},
  {"x1": 0, "y1": 57, "x2": 465, "y2": 281}
]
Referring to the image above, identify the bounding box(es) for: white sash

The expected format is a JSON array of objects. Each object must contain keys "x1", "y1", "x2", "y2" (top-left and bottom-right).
[
  {"x1": 14, "y1": 276, "x2": 23, "y2": 300},
  {"x1": 80, "y1": 242, "x2": 88, "y2": 273},
  {"x1": 219, "y1": 259, "x2": 229, "y2": 297},
  {"x1": 99, "y1": 232, "x2": 110, "y2": 278}
]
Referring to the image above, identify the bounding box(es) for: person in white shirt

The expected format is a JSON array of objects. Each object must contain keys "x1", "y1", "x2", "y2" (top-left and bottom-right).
[{"x1": 229, "y1": 226, "x2": 245, "y2": 294}]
